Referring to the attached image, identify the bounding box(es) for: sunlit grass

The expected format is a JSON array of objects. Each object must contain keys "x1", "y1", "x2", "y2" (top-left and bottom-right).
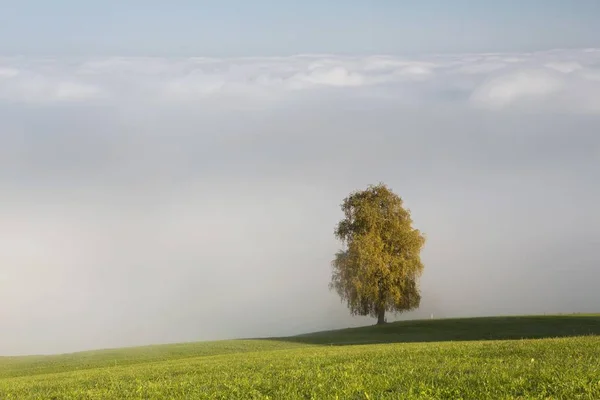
[{"x1": 1, "y1": 314, "x2": 599, "y2": 399}]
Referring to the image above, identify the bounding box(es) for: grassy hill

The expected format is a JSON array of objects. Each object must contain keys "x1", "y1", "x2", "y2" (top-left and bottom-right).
[{"x1": 1, "y1": 314, "x2": 599, "y2": 399}]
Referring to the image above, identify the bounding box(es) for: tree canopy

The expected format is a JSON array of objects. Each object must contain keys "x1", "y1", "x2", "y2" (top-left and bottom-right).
[{"x1": 330, "y1": 183, "x2": 426, "y2": 325}]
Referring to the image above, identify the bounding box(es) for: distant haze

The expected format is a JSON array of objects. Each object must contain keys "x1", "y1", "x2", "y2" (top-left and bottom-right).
[{"x1": 1, "y1": 49, "x2": 599, "y2": 355}]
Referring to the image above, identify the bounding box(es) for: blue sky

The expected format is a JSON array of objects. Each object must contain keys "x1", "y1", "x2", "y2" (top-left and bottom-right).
[{"x1": 1, "y1": 0, "x2": 599, "y2": 56}]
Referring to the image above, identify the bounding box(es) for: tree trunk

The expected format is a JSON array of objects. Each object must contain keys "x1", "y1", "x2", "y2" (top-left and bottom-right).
[{"x1": 376, "y1": 307, "x2": 386, "y2": 325}]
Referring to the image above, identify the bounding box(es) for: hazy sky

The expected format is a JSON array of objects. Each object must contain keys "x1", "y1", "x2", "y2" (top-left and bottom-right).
[
  {"x1": 1, "y1": 3, "x2": 600, "y2": 356},
  {"x1": 1, "y1": 0, "x2": 600, "y2": 56}
]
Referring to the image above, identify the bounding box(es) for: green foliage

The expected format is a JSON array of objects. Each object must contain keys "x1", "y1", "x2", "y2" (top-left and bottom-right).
[
  {"x1": 331, "y1": 183, "x2": 425, "y2": 323},
  {"x1": 1, "y1": 315, "x2": 599, "y2": 399}
]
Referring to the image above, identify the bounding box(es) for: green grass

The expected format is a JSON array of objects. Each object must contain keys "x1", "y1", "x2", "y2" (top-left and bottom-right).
[
  {"x1": 276, "y1": 314, "x2": 600, "y2": 345},
  {"x1": 1, "y1": 314, "x2": 599, "y2": 399},
  {"x1": 0, "y1": 340, "x2": 308, "y2": 380}
]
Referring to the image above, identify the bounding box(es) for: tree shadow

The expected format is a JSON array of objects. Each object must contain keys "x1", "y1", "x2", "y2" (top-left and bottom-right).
[{"x1": 264, "y1": 314, "x2": 600, "y2": 346}]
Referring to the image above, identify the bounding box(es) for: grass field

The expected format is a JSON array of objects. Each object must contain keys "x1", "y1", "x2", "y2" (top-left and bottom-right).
[{"x1": 1, "y1": 314, "x2": 599, "y2": 399}]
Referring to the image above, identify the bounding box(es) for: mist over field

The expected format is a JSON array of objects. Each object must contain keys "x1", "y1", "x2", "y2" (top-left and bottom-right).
[{"x1": 1, "y1": 49, "x2": 599, "y2": 355}]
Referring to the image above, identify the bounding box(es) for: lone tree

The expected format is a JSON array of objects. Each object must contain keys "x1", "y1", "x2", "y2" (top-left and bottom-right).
[{"x1": 330, "y1": 183, "x2": 426, "y2": 325}]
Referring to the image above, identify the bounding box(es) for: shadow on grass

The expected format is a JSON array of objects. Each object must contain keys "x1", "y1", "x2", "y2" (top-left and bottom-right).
[{"x1": 264, "y1": 314, "x2": 600, "y2": 346}]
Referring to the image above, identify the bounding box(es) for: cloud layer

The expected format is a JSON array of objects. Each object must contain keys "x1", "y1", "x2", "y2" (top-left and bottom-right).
[
  {"x1": 1, "y1": 49, "x2": 600, "y2": 110},
  {"x1": 1, "y1": 49, "x2": 599, "y2": 355}
]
